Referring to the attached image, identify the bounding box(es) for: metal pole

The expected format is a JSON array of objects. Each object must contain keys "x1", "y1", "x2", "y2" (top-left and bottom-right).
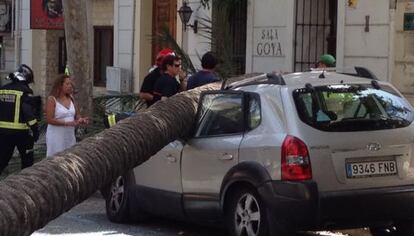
[{"x1": 14, "y1": 0, "x2": 21, "y2": 67}]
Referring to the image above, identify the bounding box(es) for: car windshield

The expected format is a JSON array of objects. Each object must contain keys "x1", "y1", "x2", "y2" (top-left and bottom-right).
[{"x1": 293, "y1": 84, "x2": 414, "y2": 131}]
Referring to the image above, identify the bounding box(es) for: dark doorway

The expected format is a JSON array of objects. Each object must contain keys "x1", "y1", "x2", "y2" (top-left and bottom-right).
[
  {"x1": 94, "y1": 26, "x2": 113, "y2": 86},
  {"x1": 212, "y1": 0, "x2": 247, "y2": 76},
  {"x1": 294, "y1": 0, "x2": 337, "y2": 71}
]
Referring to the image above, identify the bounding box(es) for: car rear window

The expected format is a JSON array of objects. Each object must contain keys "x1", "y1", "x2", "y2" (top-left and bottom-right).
[{"x1": 293, "y1": 84, "x2": 414, "y2": 131}]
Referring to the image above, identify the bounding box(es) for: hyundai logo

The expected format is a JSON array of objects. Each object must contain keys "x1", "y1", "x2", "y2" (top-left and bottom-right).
[{"x1": 367, "y1": 142, "x2": 381, "y2": 152}]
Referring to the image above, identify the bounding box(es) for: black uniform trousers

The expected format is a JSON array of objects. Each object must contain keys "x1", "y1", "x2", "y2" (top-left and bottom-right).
[{"x1": 0, "y1": 130, "x2": 34, "y2": 175}]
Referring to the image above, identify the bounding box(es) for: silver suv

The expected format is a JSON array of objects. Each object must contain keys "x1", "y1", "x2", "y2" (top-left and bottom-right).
[{"x1": 104, "y1": 69, "x2": 414, "y2": 236}]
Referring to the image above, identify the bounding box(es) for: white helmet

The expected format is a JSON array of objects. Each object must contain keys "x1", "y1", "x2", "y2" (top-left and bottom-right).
[{"x1": 6, "y1": 64, "x2": 34, "y2": 83}]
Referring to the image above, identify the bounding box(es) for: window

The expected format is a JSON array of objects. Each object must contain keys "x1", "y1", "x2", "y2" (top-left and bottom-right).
[
  {"x1": 248, "y1": 94, "x2": 261, "y2": 129},
  {"x1": 94, "y1": 26, "x2": 113, "y2": 86},
  {"x1": 293, "y1": 84, "x2": 414, "y2": 131},
  {"x1": 195, "y1": 92, "x2": 245, "y2": 137}
]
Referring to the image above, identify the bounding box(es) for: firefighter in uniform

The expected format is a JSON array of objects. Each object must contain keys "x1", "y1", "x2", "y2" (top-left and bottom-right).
[{"x1": 0, "y1": 64, "x2": 39, "y2": 174}]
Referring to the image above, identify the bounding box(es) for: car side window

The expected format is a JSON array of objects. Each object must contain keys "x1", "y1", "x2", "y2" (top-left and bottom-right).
[
  {"x1": 195, "y1": 93, "x2": 244, "y2": 137},
  {"x1": 248, "y1": 94, "x2": 261, "y2": 129}
]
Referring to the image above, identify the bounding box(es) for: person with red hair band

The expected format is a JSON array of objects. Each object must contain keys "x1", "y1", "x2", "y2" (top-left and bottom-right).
[{"x1": 139, "y1": 48, "x2": 175, "y2": 107}]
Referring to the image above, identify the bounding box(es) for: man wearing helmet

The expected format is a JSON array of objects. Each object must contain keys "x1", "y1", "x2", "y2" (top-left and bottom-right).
[
  {"x1": 139, "y1": 48, "x2": 175, "y2": 107},
  {"x1": 0, "y1": 64, "x2": 39, "y2": 175}
]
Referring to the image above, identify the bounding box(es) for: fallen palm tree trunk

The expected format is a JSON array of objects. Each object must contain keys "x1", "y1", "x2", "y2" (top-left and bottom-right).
[{"x1": 0, "y1": 83, "x2": 221, "y2": 236}]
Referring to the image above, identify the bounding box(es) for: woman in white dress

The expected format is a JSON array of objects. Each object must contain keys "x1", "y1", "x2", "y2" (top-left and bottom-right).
[{"x1": 45, "y1": 75, "x2": 88, "y2": 157}]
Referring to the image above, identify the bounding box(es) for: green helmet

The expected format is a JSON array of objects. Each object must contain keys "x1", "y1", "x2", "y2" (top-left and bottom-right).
[{"x1": 319, "y1": 54, "x2": 336, "y2": 67}]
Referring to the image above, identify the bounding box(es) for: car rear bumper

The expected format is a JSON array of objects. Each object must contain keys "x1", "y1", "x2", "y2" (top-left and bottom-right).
[{"x1": 258, "y1": 180, "x2": 414, "y2": 229}]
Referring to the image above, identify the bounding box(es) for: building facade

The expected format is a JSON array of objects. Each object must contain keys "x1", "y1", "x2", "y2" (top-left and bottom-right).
[
  {"x1": 183, "y1": 0, "x2": 414, "y2": 104},
  {"x1": 8, "y1": 0, "x2": 414, "y2": 105}
]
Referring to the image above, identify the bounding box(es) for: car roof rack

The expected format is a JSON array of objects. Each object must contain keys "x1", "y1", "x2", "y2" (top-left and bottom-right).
[
  {"x1": 225, "y1": 73, "x2": 286, "y2": 90},
  {"x1": 341, "y1": 66, "x2": 379, "y2": 80}
]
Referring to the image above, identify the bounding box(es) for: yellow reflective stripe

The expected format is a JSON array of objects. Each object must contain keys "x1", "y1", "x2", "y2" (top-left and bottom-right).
[
  {"x1": 14, "y1": 93, "x2": 21, "y2": 123},
  {"x1": 27, "y1": 119, "x2": 37, "y2": 126},
  {"x1": 0, "y1": 89, "x2": 23, "y2": 125},
  {"x1": 108, "y1": 114, "x2": 116, "y2": 127},
  {"x1": 0, "y1": 121, "x2": 29, "y2": 130},
  {"x1": 0, "y1": 90, "x2": 23, "y2": 96}
]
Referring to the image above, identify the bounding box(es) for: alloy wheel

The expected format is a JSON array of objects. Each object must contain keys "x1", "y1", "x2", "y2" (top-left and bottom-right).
[
  {"x1": 234, "y1": 193, "x2": 261, "y2": 236},
  {"x1": 109, "y1": 176, "x2": 125, "y2": 213}
]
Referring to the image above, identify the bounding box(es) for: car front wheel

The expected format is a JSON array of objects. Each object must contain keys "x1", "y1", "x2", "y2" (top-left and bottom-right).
[{"x1": 226, "y1": 187, "x2": 269, "y2": 236}]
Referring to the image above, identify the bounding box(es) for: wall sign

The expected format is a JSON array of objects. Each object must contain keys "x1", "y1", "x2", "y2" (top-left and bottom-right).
[
  {"x1": 31, "y1": 0, "x2": 64, "y2": 30},
  {"x1": 405, "y1": 13, "x2": 414, "y2": 31},
  {"x1": 253, "y1": 27, "x2": 284, "y2": 57}
]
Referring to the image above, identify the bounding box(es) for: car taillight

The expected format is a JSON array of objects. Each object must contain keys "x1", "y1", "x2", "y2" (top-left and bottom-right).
[{"x1": 281, "y1": 135, "x2": 312, "y2": 181}]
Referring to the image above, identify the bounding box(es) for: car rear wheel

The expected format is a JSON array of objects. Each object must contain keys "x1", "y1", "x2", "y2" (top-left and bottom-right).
[{"x1": 226, "y1": 187, "x2": 269, "y2": 236}]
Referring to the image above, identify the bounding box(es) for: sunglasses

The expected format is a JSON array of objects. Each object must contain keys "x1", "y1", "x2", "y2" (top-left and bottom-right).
[{"x1": 173, "y1": 64, "x2": 181, "y2": 67}]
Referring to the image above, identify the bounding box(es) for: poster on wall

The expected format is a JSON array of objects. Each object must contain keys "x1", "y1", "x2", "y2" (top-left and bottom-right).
[{"x1": 30, "y1": 0, "x2": 64, "y2": 30}]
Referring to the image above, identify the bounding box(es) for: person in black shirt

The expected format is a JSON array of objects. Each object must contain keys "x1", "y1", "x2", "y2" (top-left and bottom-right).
[
  {"x1": 153, "y1": 55, "x2": 183, "y2": 102},
  {"x1": 139, "y1": 48, "x2": 174, "y2": 107},
  {"x1": 187, "y1": 52, "x2": 219, "y2": 90}
]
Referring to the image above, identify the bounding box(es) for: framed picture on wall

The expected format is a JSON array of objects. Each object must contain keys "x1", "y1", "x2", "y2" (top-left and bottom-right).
[{"x1": 31, "y1": 0, "x2": 64, "y2": 30}]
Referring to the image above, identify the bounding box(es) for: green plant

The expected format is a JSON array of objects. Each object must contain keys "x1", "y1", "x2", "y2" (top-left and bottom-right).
[{"x1": 154, "y1": 0, "x2": 246, "y2": 81}]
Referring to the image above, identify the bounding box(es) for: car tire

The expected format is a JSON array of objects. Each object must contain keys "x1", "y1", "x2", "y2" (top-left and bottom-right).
[
  {"x1": 225, "y1": 186, "x2": 269, "y2": 236},
  {"x1": 395, "y1": 220, "x2": 414, "y2": 236},
  {"x1": 105, "y1": 172, "x2": 133, "y2": 223}
]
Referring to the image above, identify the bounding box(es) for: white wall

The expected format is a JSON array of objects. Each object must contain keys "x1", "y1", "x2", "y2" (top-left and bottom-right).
[
  {"x1": 337, "y1": 0, "x2": 391, "y2": 81},
  {"x1": 245, "y1": 0, "x2": 295, "y2": 73},
  {"x1": 114, "y1": 0, "x2": 135, "y2": 83},
  {"x1": 392, "y1": 1, "x2": 414, "y2": 104},
  {"x1": 182, "y1": 1, "x2": 212, "y2": 70}
]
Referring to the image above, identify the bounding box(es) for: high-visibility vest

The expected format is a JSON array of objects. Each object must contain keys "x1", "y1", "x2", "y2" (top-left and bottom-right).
[
  {"x1": 0, "y1": 89, "x2": 36, "y2": 130},
  {"x1": 103, "y1": 112, "x2": 134, "y2": 128}
]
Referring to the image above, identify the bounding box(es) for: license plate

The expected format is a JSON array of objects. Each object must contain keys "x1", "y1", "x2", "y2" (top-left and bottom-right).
[{"x1": 346, "y1": 160, "x2": 397, "y2": 178}]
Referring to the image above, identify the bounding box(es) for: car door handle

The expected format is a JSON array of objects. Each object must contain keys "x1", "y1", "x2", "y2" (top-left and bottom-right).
[
  {"x1": 165, "y1": 155, "x2": 177, "y2": 163},
  {"x1": 219, "y1": 154, "x2": 233, "y2": 161}
]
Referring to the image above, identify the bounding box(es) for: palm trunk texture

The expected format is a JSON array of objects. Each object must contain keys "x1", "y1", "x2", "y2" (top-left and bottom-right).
[{"x1": 0, "y1": 83, "x2": 220, "y2": 236}]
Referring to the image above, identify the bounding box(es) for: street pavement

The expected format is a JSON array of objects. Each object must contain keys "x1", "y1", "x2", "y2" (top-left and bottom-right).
[{"x1": 31, "y1": 192, "x2": 372, "y2": 236}]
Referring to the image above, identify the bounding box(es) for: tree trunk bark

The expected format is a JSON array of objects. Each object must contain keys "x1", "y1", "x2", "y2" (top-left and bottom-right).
[
  {"x1": 62, "y1": 0, "x2": 93, "y2": 116},
  {"x1": 0, "y1": 83, "x2": 220, "y2": 236}
]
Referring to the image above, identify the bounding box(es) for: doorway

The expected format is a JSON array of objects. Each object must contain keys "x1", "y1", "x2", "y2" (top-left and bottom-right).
[
  {"x1": 94, "y1": 26, "x2": 113, "y2": 86},
  {"x1": 212, "y1": 0, "x2": 247, "y2": 76},
  {"x1": 294, "y1": 0, "x2": 337, "y2": 71},
  {"x1": 152, "y1": 0, "x2": 177, "y2": 63}
]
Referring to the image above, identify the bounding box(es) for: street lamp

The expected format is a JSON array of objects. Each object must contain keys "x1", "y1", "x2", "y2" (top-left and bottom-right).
[{"x1": 178, "y1": 1, "x2": 198, "y2": 33}]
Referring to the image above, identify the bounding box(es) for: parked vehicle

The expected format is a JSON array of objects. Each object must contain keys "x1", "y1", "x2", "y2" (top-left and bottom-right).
[{"x1": 104, "y1": 68, "x2": 414, "y2": 236}]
